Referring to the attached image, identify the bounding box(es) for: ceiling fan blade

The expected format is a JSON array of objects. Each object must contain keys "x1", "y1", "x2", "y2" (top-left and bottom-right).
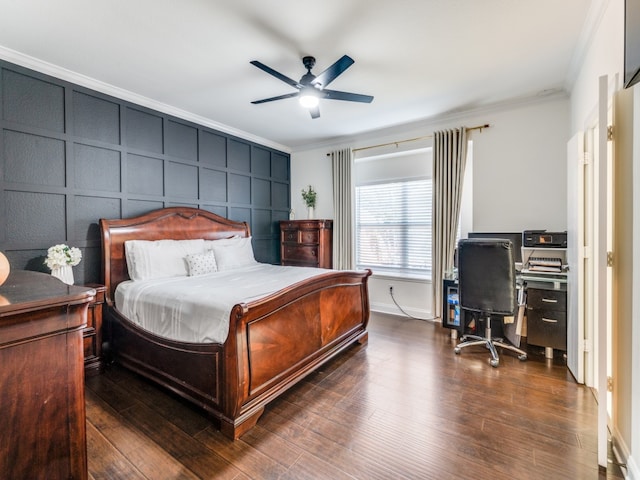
[
  {"x1": 251, "y1": 92, "x2": 299, "y2": 104},
  {"x1": 321, "y1": 89, "x2": 374, "y2": 103},
  {"x1": 311, "y1": 55, "x2": 354, "y2": 88},
  {"x1": 309, "y1": 106, "x2": 320, "y2": 119},
  {"x1": 250, "y1": 60, "x2": 302, "y2": 89}
]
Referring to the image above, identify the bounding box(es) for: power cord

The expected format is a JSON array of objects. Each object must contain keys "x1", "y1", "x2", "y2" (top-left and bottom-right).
[{"x1": 389, "y1": 286, "x2": 438, "y2": 321}]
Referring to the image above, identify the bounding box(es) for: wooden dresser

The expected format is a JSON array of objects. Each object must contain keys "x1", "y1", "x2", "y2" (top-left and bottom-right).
[
  {"x1": 280, "y1": 219, "x2": 333, "y2": 268},
  {"x1": 0, "y1": 270, "x2": 95, "y2": 480}
]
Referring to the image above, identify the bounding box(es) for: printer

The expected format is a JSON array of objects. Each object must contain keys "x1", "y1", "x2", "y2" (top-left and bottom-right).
[{"x1": 522, "y1": 230, "x2": 567, "y2": 248}]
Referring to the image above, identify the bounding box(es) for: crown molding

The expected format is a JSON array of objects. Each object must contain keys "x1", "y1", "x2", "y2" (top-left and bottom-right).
[
  {"x1": 294, "y1": 89, "x2": 569, "y2": 153},
  {"x1": 0, "y1": 45, "x2": 292, "y2": 154}
]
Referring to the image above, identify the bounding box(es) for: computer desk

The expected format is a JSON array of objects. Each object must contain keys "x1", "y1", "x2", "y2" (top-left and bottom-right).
[{"x1": 443, "y1": 273, "x2": 567, "y2": 359}]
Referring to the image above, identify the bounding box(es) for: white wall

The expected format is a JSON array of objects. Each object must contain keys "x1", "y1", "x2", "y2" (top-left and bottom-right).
[
  {"x1": 472, "y1": 100, "x2": 569, "y2": 231},
  {"x1": 567, "y1": 0, "x2": 639, "y2": 476},
  {"x1": 291, "y1": 95, "x2": 569, "y2": 320}
]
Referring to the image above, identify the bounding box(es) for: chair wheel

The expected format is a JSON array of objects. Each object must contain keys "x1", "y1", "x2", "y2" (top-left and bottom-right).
[
  {"x1": 518, "y1": 354, "x2": 528, "y2": 361},
  {"x1": 490, "y1": 359, "x2": 499, "y2": 367},
  {"x1": 454, "y1": 347, "x2": 461, "y2": 354}
]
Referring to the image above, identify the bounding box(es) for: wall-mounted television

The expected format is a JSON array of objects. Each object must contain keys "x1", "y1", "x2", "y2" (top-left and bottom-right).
[{"x1": 625, "y1": 0, "x2": 640, "y2": 88}]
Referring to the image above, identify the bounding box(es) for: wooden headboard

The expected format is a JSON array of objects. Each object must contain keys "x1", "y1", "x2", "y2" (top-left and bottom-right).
[{"x1": 100, "y1": 207, "x2": 251, "y2": 303}]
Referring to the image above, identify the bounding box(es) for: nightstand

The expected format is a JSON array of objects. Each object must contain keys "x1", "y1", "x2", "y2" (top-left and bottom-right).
[{"x1": 83, "y1": 283, "x2": 106, "y2": 376}]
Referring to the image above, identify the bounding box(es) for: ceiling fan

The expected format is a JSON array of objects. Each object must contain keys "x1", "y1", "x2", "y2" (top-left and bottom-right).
[{"x1": 250, "y1": 55, "x2": 374, "y2": 119}]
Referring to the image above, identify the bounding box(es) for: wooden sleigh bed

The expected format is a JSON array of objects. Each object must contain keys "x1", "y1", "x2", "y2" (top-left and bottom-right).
[{"x1": 100, "y1": 207, "x2": 371, "y2": 439}]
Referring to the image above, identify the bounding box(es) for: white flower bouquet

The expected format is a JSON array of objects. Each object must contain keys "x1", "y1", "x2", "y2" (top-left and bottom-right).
[{"x1": 44, "y1": 244, "x2": 82, "y2": 270}]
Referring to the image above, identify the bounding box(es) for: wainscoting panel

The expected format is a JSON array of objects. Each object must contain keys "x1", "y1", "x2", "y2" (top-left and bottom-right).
[
  {"x1": 200, "y1": 168, "x2": 227, "y2": 202},
  {"x1": 127, "y1": 154, "x2": 164, "y2": 195},
  {"x1": 228, "y1": 139, "x2": 251, "y2": 172},
  {"x1": 199, "y1": 130, "x2": 227, "y2": 167},
  {"x1": 0, "y1": 59, "x2": 290, "y2": 284},
  {"x1": 4, "y1": 131, "x2": 66, "y2": 186},
  {"x1": 72, "y1": 91, "x2": 120, "y2": 144},
  {"x1": 165, "y1": 120, "x2": 198, "y2": 161},
  {"x1": 126, "y1": 107, "x2": 163, "y2": 154},
  {"x1": 73, "y1": 144, "x2": 121, "y2": 193},
  {"x1": 5, "y1": 191, "x2": 67, "y2": 245},
  {"x1": 3, "y1": 69, "x2": 65, "y2": 132}
]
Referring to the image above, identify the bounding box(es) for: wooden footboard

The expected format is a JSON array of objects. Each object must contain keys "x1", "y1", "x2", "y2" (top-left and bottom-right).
[
  {"x1": 222, "y1": 269, "x2": 370, "y2": 438},
  {"x1": 101, "y1": 207, "x2": 371, "y2": 439}
]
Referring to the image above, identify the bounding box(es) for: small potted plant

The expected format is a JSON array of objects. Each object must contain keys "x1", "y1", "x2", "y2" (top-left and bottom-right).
[{"x1": 301, "y1": 185, "x2": 317, "y2": 219}]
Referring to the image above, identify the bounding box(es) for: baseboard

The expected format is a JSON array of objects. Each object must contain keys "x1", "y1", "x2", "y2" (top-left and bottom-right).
[
  {"x1": 611, "y1": 424, "x2": 636, "y2": 479},
  {"x1": 370, "y1": 301, "x2": 435, "y2": 322},
  {"x1": 627, "y1": 454, "x2": 639, "y2": 480}
]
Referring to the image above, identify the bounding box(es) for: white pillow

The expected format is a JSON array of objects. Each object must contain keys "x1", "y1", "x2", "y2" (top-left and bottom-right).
[
  {"x1": 186, "y1": 250, "x2": 218, "y2": 276},
  {"x1": 203, "y1": 235, "x2": 241, "y2": 249},
  {"x1": 125, "y1": 239, "x2": 205, "y2": 281},
  {"x1": 209, "y1": 237, "x2": 257, "y2": 271}
]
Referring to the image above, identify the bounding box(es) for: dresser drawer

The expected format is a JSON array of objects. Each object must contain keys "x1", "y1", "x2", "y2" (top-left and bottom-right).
[
  {"x1": 526, "y1": 309, "x2": 567, "y2": 350},
  {"x1": 527, "y1": 288, "x2": 566, "y2": 311},
  {"x1": 281, "y1": 228, "x2": 320, "y2": 244},
  {"x1": 282, "y1": 229, "x2": 298, "y2": 243},
  {"x1": 299, "y1": 229, "x2": 319, "y2": 244},
  {"x1": 283, "y1": 221, "x2": 324, "y2": 230},
  {"x1": 283, "y1": 245, "x2": 318, "y2": 264}
]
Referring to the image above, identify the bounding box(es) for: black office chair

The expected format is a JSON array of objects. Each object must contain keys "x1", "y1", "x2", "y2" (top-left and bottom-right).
[{"x1": 453, "y1": 238, "x2": 528, "y2": 367}]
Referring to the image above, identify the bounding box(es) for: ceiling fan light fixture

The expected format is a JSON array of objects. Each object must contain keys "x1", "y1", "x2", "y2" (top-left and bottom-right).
[
  {"x1": 299, "y1": 89, "x2": 320, "y2": 108},
  {"x1": 250, "y1": 55, "x2": 373, "y2": 119}
]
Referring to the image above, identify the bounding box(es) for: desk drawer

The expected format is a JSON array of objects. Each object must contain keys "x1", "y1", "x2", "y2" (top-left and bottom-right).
[
  {"x1": 526, "y1": 309, "x2": 567, "y2": 350},
  {"x1": 527, "y1": 288, "x2": 566, "y2": 310}
]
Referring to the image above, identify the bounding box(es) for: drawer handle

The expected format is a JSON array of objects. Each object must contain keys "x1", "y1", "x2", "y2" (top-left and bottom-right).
[
  {"x1": 541, "y1": 298, "x2": 558, "y2": 303},
  {"x1": 312, "y1": 250, "x2": 317, "y2": 257},
  {"x1": 542, "y1": 317, "x2": 558, "y2": 323}
]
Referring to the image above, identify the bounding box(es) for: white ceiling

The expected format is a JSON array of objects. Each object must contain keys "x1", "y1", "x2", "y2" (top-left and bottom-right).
[{"x1": 0, "y1": 0, "x2": 592, "y2": 151}]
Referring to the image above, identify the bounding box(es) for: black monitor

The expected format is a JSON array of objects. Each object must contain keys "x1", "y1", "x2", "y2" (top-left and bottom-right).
[{"x1": 466, "y1": 232, "x2": 523, "y2": 264}]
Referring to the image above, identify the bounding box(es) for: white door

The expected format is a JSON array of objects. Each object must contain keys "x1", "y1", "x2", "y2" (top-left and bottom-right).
[
  {"x1": 567, "y1": 132, "x2": 585, "y2": 383},
  {"x1": 574, "y1": 75, "x2": 612, "y2": 469},
  {"x1": 595, "y1": 74, "x2": 611, "y2": 469}
]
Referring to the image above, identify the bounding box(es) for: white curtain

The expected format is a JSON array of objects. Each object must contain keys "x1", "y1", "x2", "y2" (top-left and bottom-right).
[
  {"x1": 331, "y1": 148, "x2": 355, "y2": 270},
  {"x1": 432, "y1": 127, "x2": 468, "y2": 320}
]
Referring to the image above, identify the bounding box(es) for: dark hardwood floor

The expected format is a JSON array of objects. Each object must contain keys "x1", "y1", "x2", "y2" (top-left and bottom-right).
[{"x1": 86, "y1": 312, "x2": 623, "y2": 479}]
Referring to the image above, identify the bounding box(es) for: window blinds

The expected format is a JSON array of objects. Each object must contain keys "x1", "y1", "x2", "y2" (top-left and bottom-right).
[{"x1": 356, "y1": 179, "x2": 431, "y2": 276}]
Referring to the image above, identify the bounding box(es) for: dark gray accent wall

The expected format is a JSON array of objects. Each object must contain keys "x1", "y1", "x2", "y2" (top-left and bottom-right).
[{"x1": 0, "y1": 60, "x2": 290, "y2": 284}]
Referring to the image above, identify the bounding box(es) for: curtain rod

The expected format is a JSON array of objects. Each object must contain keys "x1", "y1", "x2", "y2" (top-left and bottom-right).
[{"x1": 325, "y1": 123, "x2": 490, "y2": 156}]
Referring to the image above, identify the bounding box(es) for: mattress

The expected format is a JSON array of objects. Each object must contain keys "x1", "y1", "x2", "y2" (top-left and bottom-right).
[{"x1": 115, "y1": 263, "x2": 330, "y2": 343}]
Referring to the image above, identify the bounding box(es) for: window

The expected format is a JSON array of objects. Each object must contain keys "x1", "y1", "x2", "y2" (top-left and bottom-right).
[{"x1": 356, "y1": 178, "x2": 431, "y2": 277}]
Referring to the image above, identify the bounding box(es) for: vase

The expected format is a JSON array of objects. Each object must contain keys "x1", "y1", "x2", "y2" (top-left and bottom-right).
[
  {"x1": 51, "y1": 265, "x2": 74, "y2": 285},
  {"x1": 307, "y1": 206, "x2": 314, "y2": 219},
  {"x1": 0, "y1": 251, "x2": 10, "y2": 287}
]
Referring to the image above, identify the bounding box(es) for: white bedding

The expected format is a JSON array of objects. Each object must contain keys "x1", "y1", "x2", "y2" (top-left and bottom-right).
[{"x1": 115, "y1": 263, "x2": 331, "y2": 343}]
